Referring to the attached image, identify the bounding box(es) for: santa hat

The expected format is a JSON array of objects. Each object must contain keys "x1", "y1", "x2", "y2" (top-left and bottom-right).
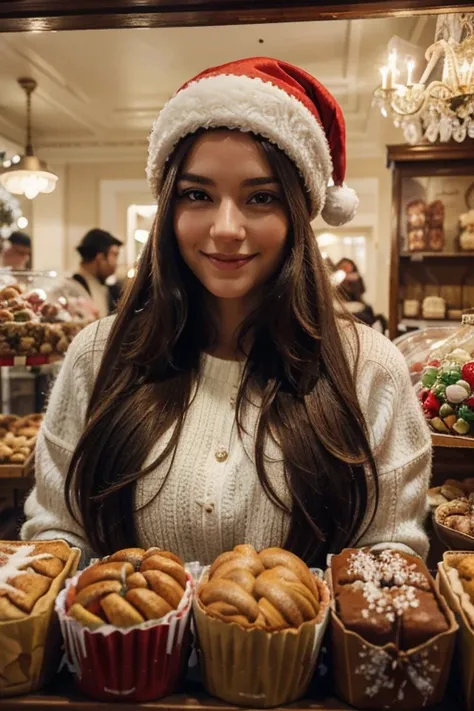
[{"x1": 147, "y1": 57, "x2": 358, "y2": 226}]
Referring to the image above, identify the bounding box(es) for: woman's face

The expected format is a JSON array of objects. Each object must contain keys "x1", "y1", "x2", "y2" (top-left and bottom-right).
[{"x1": 173, "y1": 131, "x2": 289, "y2": 305}]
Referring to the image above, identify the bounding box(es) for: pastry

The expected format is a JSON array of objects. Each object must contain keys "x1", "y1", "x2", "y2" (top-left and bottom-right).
[
  {"x1": 427, "y1": 228, "x2": 444, "y2": 251},
  {"x1": 0, "y1": 413, "x2": 42, "y2": 466},
  {"x1": 0, "y1": 539, "x2": 80, "y2": 697},
  {"x1": 199, "y1": 544, "x2": 322, "y2": 630},
  {"x1": 422, "y1": 296, "x2": 446, "y2": 320},
  {"x1": 66, "y1": 547, "x2": 186, "y2": 629},
  {"x1": 57, "y1": 545, "x2": 193, "y2": 703},
  {"x1": 0, "y1": 540, "x2": 72, "y2": 620},
  {"x1": 331, "y1": 547, "x2": 430, "y2": 593},
  {"x1": 0, "y1": 280, "x2": 92, "y2": 359},
  {"x1": 193, "y1": 544, "x2": 329, "y2": 707},
  {"x1": 331, "y1": 548, "x2": 448, "y2": 650},
  {"x1": 427, "y1": 200, "x2": 444, "y2": 229},
  {"x1": 436, "y1": 495, "x2": 474, "y2": 538}
]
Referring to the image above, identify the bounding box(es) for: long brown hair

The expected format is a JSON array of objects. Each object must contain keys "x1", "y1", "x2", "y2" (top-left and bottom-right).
[{"x1": 65, "y1": 131, "x2": 378, "y2": 567}]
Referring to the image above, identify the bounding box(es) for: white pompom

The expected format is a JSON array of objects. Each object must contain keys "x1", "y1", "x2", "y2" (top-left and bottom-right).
[{"x1": 321, "y1": 184, "x2": 359, "y2": 226}]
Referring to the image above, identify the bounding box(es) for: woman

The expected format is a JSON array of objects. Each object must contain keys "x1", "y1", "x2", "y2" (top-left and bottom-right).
[
  {"x1": 335, "y1": 258, "x2": 376, "y2": 327},
  {"x1": 21, "y1": 58, "x2": 431, "y2": 567}
]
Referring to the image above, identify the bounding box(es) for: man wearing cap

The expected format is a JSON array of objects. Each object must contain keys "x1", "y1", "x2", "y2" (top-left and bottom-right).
[
  {"x1": 72, "y1": 228, "x2": 123, "y2": 318},
  {"x1": 1, "y1": 231, "x2": 32, "y2": 270}
]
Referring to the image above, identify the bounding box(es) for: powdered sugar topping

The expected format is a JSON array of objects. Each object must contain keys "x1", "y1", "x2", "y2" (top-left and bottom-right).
[
  {"x1": 348, "y1": 550, "x2": 425, "y2": 624},
  {"x1": 0, "y1": 543, "x2": 53, "y2": 594}
]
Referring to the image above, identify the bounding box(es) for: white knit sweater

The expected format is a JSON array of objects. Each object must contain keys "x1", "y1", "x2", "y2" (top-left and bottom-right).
[{"x1": 21, "y1": 316, "x2": 432, "y2": 564}]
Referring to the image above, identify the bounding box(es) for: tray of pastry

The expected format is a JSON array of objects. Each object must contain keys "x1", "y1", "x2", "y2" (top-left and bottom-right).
[{"x1": 0, "y1": 413, "x2": 41, "y2": 478}]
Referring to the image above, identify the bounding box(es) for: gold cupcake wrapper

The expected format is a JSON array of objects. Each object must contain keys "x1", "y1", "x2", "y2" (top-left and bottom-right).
[{"x1": 193, "y1": 574, "x2": 330, "y2": 708}]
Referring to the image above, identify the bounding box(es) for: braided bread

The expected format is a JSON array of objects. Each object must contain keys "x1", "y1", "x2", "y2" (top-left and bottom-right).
[
  {"x1": 67, "y1": 547, "x2": 186, "y2": 629},
  {"x1": 0, "y1": 540, "x2": 71, "y2": 621},
  {"x1": 199, "y1": 545, "x2": 321, "y2": 630}
]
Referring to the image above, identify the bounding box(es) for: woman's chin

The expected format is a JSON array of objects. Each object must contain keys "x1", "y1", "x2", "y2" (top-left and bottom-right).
[{"x1": 204, "y1": 282, "x2": 252, "y2": 301}]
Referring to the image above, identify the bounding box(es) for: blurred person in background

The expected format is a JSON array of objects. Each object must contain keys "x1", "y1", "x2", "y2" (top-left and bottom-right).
[
  {"x1": 1, "y1": 231, "x2": 32, "y2": 270},
  {"x1": 72, "y1": 228, "x2": 123, "y2": 318},
  {"x1": 335, "y1": 257, "x2": 386, "y2": 332}
]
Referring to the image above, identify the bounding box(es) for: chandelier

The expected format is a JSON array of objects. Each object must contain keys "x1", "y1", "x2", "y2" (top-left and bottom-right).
[
  {"x1": 0, "y1": 78, "x2": 58, "y2": 199},
  {"x1": 373, "y1": 13, "x2": 474, "y2": 144}
]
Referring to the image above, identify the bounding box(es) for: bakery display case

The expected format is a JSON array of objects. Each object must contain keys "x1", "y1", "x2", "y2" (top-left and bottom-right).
[
  {"x1": 0, "y1": 269, "x2": 96, "y2": 364},
  {"x1": 0, "y1": 270, "x2": 96, "y2": 542},
  {"x1": 388, "y1": 142, "x2": 474, "y2": 340}
]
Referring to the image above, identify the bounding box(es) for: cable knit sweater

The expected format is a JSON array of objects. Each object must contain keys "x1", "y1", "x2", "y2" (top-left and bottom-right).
[{"x1": 21, "y1": 316, "x2": 432, "y2": 564}]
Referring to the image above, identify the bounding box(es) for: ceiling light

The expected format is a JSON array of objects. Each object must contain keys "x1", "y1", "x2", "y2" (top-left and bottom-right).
[
  {"x1": 373, "y1": 13, "x2": 474, "y2": 143},
  {"x1": 17, "y1": 216, "x2": 28, "y2": 229},
  {"x1": 0, "y1": 78, "x2": 58, "y2": 199}
]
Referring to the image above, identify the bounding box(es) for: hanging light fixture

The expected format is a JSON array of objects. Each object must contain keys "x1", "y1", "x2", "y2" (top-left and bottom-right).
[
  {"x1": 373, "y1": 13, "x2": 474, "y2": 144},
  {"x1": 0, "y1": 78, "x2": 58, "y2": 199}
]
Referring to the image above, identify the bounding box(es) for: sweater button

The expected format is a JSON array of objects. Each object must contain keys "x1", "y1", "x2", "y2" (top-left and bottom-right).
[{"x1": 215, "y1": 446, "x2": 228, "y2": 462}]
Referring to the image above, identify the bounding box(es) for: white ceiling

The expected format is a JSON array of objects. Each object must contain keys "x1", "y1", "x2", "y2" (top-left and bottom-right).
[{"x1": 0, "y1": 15, "x2": 436, "y2": 160}]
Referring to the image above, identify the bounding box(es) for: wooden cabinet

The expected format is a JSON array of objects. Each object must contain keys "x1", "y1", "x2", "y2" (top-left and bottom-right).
[{"x1": 387, "y1": 142, "x2": 474, "y2": 340}]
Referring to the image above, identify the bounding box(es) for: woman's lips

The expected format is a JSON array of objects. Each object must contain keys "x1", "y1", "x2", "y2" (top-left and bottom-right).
[{"x1": 203, "y1": 253, "x2": 256, "y2": 271}]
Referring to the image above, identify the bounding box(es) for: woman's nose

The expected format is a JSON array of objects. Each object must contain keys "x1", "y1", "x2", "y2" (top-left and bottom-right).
[{"x1": 210, "y1": 199, "x2": 246, "y2": 241}]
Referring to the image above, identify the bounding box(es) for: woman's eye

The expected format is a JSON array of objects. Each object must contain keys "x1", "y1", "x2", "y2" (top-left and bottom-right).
[
  {"x1": 248, "y1": 192, "x2": 278, "y2": 205},
  {"x1": 182, "y1": 189, "x2": 210, "y2": 202}
]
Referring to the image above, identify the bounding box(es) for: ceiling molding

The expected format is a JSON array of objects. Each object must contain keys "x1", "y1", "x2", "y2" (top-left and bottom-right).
[
  {"x1": 0, "y1": 1, "x2": 470, "y2": 32},
  {"x1": 0, "y1": 132, "x2": 22, "y2": 155},
  {"x1": 344, "y1": 20, "x2": 363, "y2": 113},
  {"x1": 36, "y1": 139, "x2": 148, "y2": 163},
  {"x1": 0, "y1": 114, "x2": 25, "y2": 146},
  {"x1": 0, "y1": 35, "x2": 110, "y2": 137}
]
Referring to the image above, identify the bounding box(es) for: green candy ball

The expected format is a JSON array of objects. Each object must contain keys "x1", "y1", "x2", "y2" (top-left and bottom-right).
[{"x1": 421, "y1": 366, "x2": 438, "y2": 388}]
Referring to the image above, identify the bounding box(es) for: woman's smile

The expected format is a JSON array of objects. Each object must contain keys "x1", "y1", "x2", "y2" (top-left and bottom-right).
[{"x1": 201, "y1": 252, "x2": 258, "y2": 271}]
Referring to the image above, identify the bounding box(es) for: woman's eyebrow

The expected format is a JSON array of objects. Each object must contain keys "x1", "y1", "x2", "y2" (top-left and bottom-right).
[
  {"x1": 178, "y1": 172, "x2": 215, "y2": 185},
  {"x1": 242, "y1": 177, "x2": 280, "y2": 187},
  {"x1": 177, "y1": 173, "x2": 280, "y2": 187}
]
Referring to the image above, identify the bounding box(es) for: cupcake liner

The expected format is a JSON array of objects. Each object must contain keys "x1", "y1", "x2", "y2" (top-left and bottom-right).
[
  {"x1": 0, "y1": 542, "x2": 81, "y2": 698},
  {"x1": 438, "y1": 552, "x2": 474, "y2": 710},
  {"x1": 193, "y1": 571, "x2": 330, "y2": 708},
  {"x1": 327, "y1": 561, "x2": 458, "y2": 710},
  {"x1": 55, "y1": 569, "x2": 194, "y2": 702}
]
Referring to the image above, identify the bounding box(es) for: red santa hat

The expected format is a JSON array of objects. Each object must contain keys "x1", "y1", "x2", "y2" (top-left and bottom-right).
[{"x1": 147, "y1": 57, "x2": 359, "y2": 226}]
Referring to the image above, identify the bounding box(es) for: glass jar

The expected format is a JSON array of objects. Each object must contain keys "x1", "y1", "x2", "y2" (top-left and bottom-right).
[
  {"x1": 394, "y1": 325, "x2": 460, "y2": 386},
  {"x1": 427, "y1": 313, "x2": 474, "y2": 362},
  {"x1": 408, "y1": 313, "x2": 474, "y2": 437},
  {"x1": 0, "y1": 270, "x2": 97, "y2": 362}
]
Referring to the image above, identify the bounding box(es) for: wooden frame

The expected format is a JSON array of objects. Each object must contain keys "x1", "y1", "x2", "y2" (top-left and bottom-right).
[
  {"x1": 0, "y1": 1, "x2": 472, "y2": 32},
  {"x1": 387, "y1": 141, "x2": 474, "y2": 340}
]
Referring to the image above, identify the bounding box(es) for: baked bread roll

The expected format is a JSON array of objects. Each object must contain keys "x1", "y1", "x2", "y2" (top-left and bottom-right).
[
  {"x1": 67, "y1": 547, "x2": 186, "y2": 629},
  {"x1": 332, "y1": 549, "x2": 449, "y2": 650},
  {"x1": 436, "y1": 496, "x2": 474, "y2": 538},
  {"x1": 199, "y1": 544, "x2": 321, "y2": 630},
  {"x1": 0, "y1": 540, "x2": 70, "y2": 621},
  {"x1": 0, "y1": 411, "x2": 42, "y2": 464}
]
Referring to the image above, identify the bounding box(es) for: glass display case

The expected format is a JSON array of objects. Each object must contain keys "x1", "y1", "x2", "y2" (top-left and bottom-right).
[
  {"x1": 0, "y1": 269, "x2": 97, "y2": 364},
  {"x1": 387, "y1": 142, "x2": 474, "y2": 339},
  {"x1": 393, "y1": 324, "x2": 459, "y2": 385},
  {"x1": 396, "y1": 315, "x2": 474, "y2": 440}
]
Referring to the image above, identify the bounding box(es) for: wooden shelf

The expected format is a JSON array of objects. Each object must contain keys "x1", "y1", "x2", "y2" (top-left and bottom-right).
[
  {"x1": 400, "y1": 252, "x2": 474, "y2": 259},
  {"x1": 0, "y1": 676, "x2": 461, "y2": 711},
  {"x1": 400, "y1": 318, "x2": 459, "y2": 328},
  {"x1": 432, "y1": 433, "x2": 474, "y2": 449}
]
